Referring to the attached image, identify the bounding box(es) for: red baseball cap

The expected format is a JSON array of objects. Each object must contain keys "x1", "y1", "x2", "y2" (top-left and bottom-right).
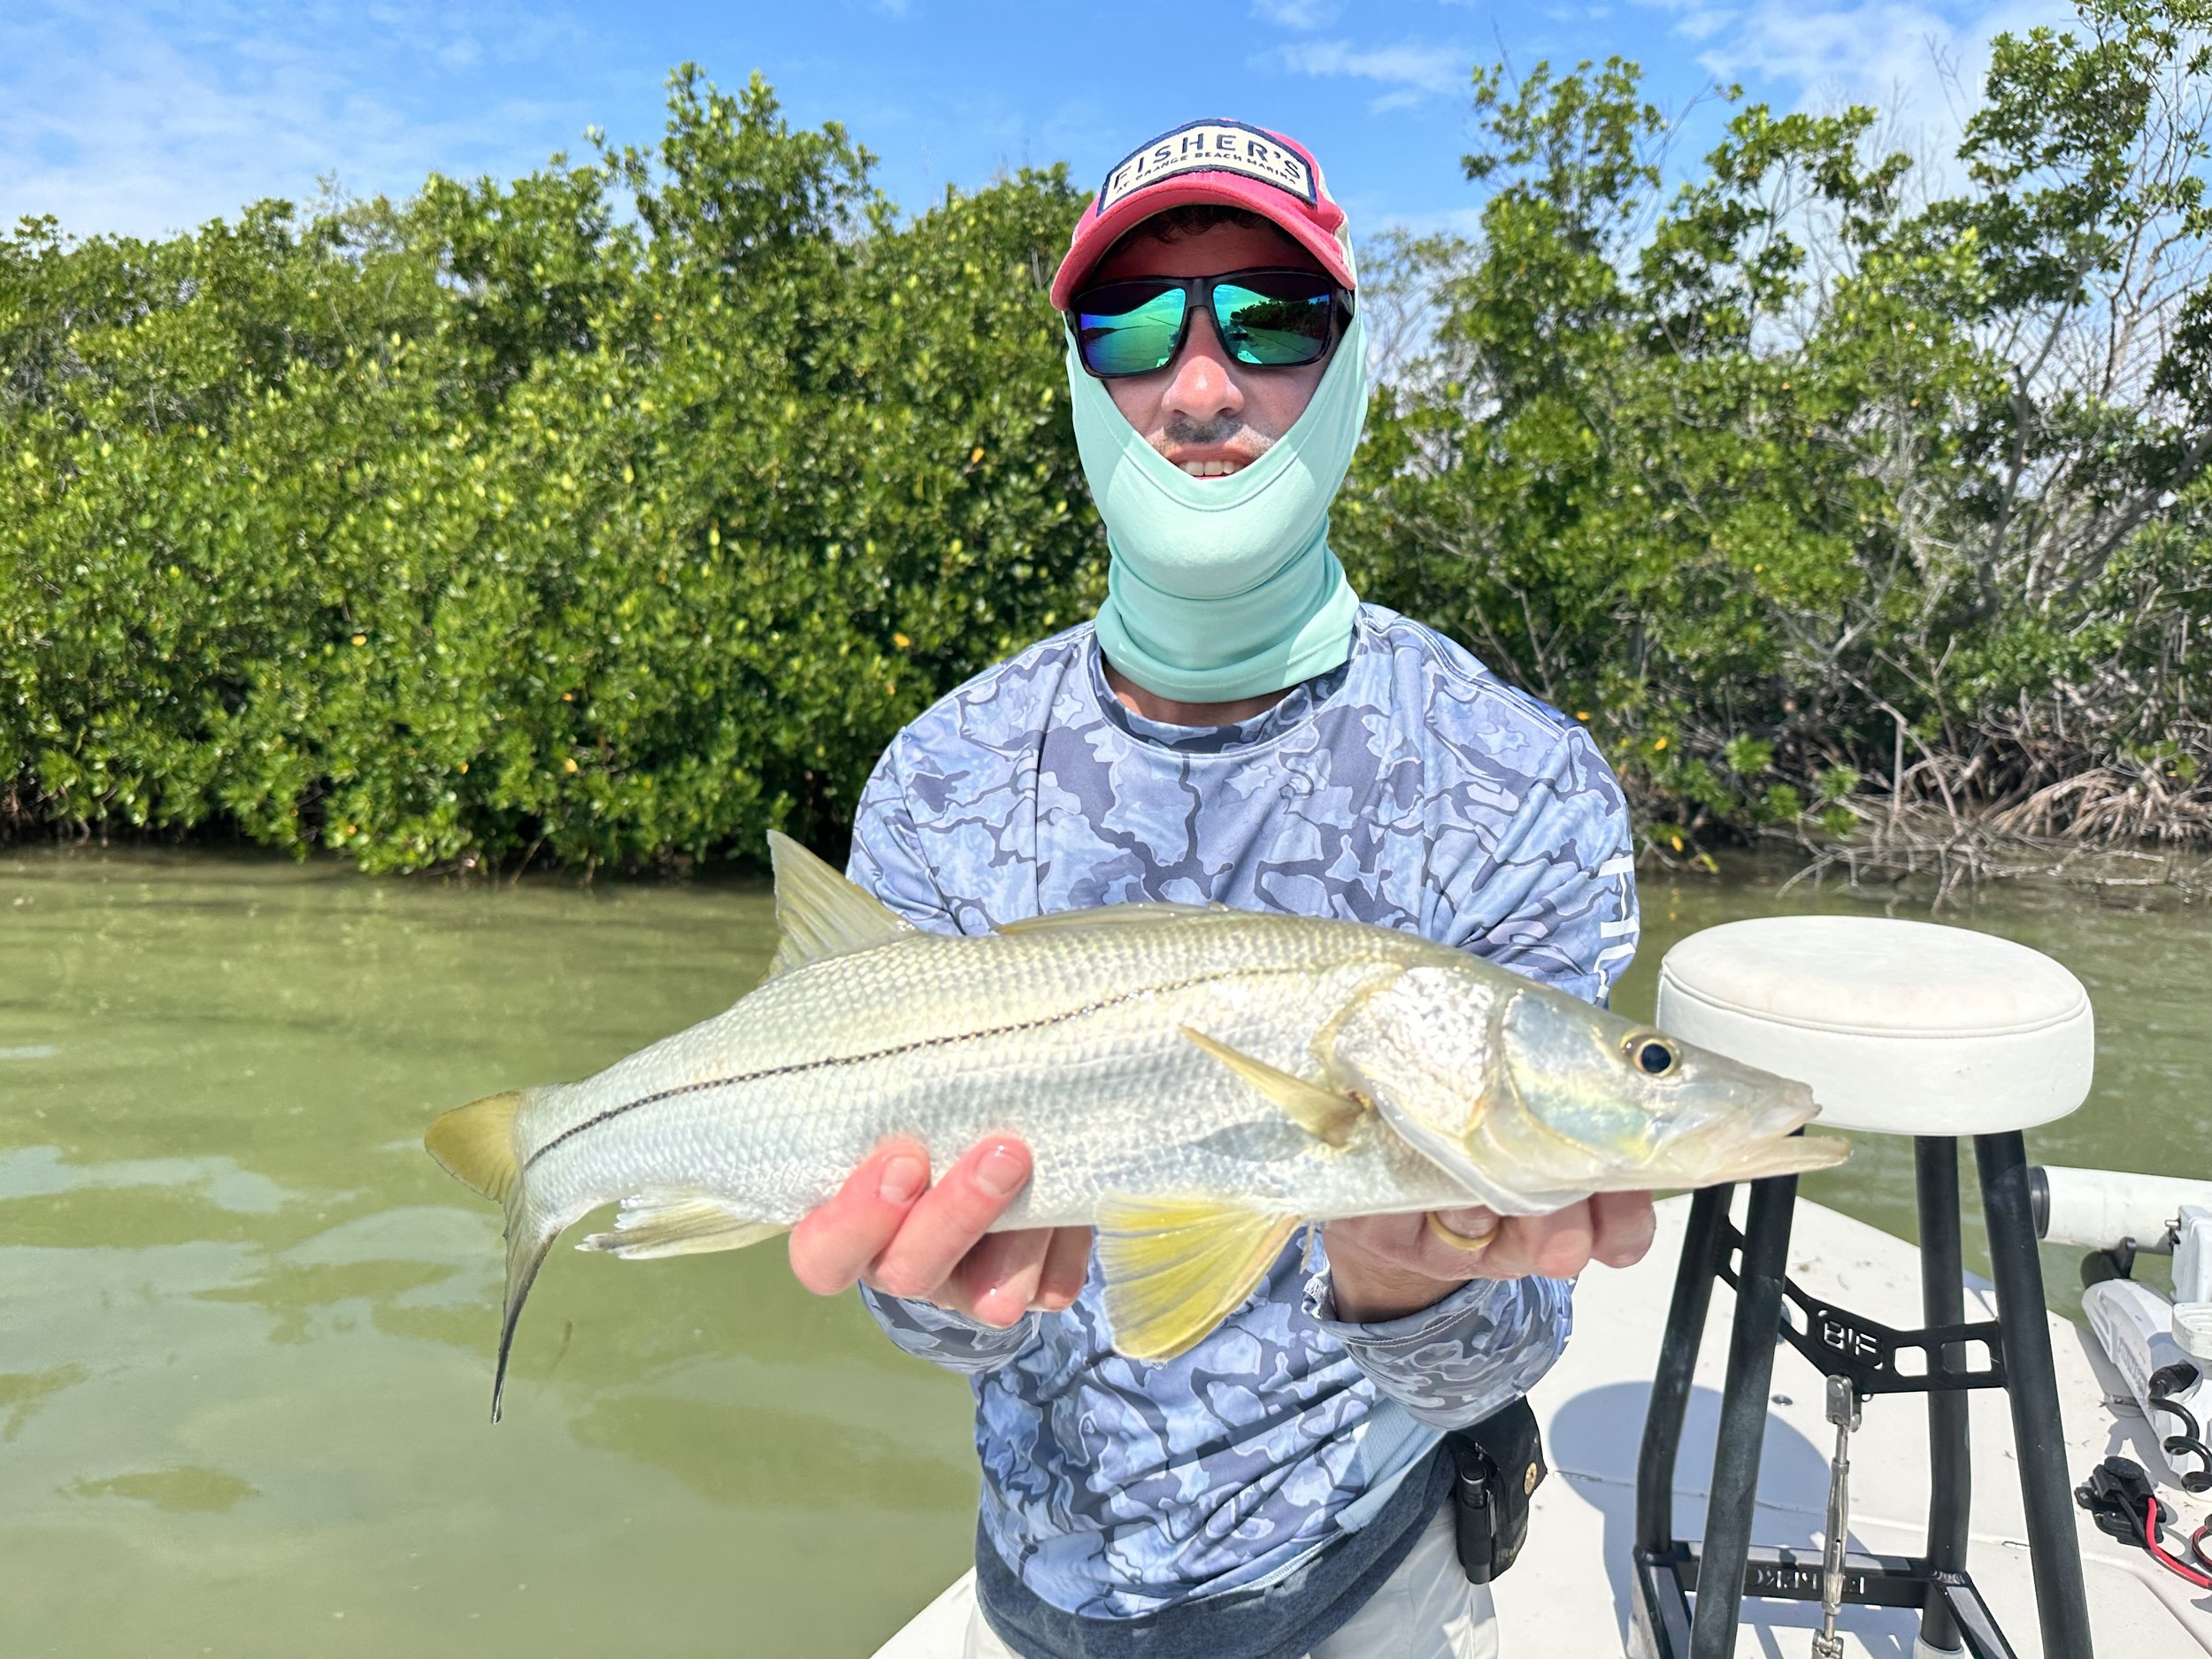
[{"x1": 1049, "y1": 119, "x2": 1356, "y2": 311}]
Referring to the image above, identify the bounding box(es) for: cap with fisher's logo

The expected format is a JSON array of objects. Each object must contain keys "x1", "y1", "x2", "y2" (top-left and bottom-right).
[{"x1": 1048, "y1": 119, "x2": 1356, "y2": 310}]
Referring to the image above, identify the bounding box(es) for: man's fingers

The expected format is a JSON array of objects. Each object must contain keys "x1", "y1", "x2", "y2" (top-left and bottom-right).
[
  {"x1": 1589, "y1": 1190, "x2": 1657, "y2": 1268},
  {"x1": 868, "y1": 1136, "x2": 1033, "y2": 1302},
  {"x1": 787, "y1": 1137, "x2": 933, "y2": 1295},
  {"x1": 1033, "y1": 1226, "x2": 1094, "y2": 1311},
  {"x1": 1419, "y1": 1207, "x2": 1500, "y2": 1271},
  {"x1": 955, "y1": 1226, "x2": 1051, "y2": 1327},
  {"x1": 1500, "y1": 1202, "x2": 1598, "y2": 1280}
]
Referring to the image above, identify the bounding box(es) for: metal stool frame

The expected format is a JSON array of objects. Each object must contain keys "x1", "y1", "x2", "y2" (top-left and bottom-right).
[{"x1": 1628, "y1": 1133, "x2": 2094, "y2": 1659}]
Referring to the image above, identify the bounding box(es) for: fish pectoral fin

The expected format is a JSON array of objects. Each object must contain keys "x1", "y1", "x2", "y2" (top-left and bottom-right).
[
  {"x1": 1095, "y1": 1194, "x2": 1300, "y2": 1363},
  {"x1": 765, "y1": 831, "x2": 916, "y2": 979},
  {"x1": 1180, "y1": 1026, "x2": 1366, "y2": 1147},
  {"x1": 578, "y1": 1196, "x2": 787, "y2": 1261}
]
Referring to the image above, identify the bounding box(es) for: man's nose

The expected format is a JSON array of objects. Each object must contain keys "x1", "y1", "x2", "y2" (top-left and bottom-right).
[{"x1": 1158, "y1": 309, "x2": 1244, "y2": 426}]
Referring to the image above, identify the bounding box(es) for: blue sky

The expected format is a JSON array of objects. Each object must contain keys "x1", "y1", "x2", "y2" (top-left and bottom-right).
[{"x1": 3, "y1": 0, "x2": 2069, "y2": 242}]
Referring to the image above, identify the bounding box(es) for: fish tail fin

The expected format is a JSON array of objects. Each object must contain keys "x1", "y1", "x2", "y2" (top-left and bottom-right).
[
  {"x1": 493, "y1": 1223, "x2": 558, "y2": 1424},
  {"x1": 426, "y1": 1090, "x2": 524, "y2": 1203},
  {"x1": 426, "y1": 1090, "x2": 550, "y2": 1423}
]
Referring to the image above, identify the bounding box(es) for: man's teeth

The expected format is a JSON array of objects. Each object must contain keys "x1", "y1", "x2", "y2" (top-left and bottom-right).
[{"x1": 1178, "y1": 459, "x2": 1245, "y2": 477}]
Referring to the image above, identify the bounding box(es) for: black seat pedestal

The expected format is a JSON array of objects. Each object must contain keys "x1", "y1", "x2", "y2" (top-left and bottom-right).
[{"x1": 1628, "y1": 1134, "x2": 2094, "y2": 1659}]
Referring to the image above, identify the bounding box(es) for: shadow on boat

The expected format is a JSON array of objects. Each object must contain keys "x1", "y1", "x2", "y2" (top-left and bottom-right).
[{"x1": 1547, "y1": 1380, "x2": 1925, "y2": 1657}]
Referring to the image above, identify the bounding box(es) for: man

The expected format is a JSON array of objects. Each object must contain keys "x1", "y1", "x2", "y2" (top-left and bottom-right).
[{"x1": 789, "y1": 120, "x2": 1652, "y2": 1658}]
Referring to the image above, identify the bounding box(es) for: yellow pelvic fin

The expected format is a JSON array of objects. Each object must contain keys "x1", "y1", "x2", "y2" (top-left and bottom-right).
[
  {"x1": 995, "y1": 901, "x2": 1226, "y2": 934},
  {"x1": 425, "y1": 1091, "x2": 524, "y2": 1204},
  {"x1": 1180, "y1": 1026, "x2": 1366, "y2": 1147},
  {"x1": 765, "y1": 831, "x2": 915, "y2": 979},
  {"x1": 1095, "y1": 1193, "x2": 1300, "y2": 1362},
  {"x1": 578, "y1": 1195, "x2": 787, "y2": 1260}
]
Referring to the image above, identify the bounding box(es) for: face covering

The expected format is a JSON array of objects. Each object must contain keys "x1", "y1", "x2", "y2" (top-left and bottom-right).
[{"x1": 1069, "y1": 304, "x2": 1369, "y2": 705}]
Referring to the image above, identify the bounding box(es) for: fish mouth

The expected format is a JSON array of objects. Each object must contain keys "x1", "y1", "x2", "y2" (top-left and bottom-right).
[{"x1": 1635, "y1": 1081, "x2": 1847, "y2": 1187}]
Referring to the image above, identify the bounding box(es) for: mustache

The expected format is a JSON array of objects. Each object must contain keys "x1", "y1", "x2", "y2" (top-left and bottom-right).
[{"x1": 1158, "y1": 413, "x2": 1275, "y2": 454}]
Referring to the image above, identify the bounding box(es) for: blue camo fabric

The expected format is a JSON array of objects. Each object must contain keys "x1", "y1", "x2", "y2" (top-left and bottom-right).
[{"x1": 845, "y1": 603, "x2": 1640, "y2": 1620}]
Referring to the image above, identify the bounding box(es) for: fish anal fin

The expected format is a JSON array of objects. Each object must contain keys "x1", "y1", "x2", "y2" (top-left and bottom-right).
[
  {"x1": 1096, "y1": 1194, "x2": 1300, "y2": 1362},
  {"x1": 765, "y1": 831, "x2": 915, "y2": 979},
  {"x1": 578, "y1": 1195, "x2": 787, "y2": 1260},
  {"x1": 995, "y1": 901, "x2": 1227, "y2": 935},
  {"x1": 1181, "y1": 1026, "x2": 1365, "y2": 1147}
]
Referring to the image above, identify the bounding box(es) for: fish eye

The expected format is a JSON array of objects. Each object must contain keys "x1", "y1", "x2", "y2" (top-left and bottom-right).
[{"x1": 1626, "y1": 1035, "x2": 1678, "y2": 1077}]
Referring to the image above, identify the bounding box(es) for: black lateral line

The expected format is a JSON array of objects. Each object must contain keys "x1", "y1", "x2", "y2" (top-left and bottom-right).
[{"x1": 523, "y1": 966, "x2": 1302, "y2": 1172}]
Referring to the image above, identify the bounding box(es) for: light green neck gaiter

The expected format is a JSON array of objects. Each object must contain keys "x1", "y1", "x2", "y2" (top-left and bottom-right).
[{"x1": 1071, "y1": 306, "x2": 1368, "y2": 704}]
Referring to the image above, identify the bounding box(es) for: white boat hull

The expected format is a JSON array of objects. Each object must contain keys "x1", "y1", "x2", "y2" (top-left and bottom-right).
[{"x1": 873, "y1": 1195, "x2": 2212, "y2": 1657}]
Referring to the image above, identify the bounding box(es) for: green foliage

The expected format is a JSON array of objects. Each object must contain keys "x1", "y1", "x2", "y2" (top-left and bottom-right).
[
  {"x1": 0, "y1": 70, "x2": 1094, "y2": 872},
  {"x1": 1342, "y1": 1, "x2": 2212, "y2": 850},
  {"x1": 5, "y1": 8, "x2": 2207, "y2": 873}
]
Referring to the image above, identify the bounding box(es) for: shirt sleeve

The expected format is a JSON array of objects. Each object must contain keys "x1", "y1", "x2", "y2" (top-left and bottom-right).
[
  {"x1": 1437, "y1": 718, "x2": 1639, "y2": 1007},
  {"x1": 846, "y1": 741, "x2": 963, "y2": 934},
  {"x1": 1304, "y1": 1270, "x2": 1573, "y2": 1430},
  {"x1": 858, "y1": 1285, "x2": 1040, "y2": 1375},
  {"x1": 845, "y1": 741, "x2": 1039, "y2": 1375}
]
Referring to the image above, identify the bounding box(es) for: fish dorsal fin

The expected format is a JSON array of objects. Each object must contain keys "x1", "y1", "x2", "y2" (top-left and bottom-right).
[
  {"x1": 995, "y1": 901, "x2": 1227, "y2": 935},
  {"x1": 1096, "y1": 1193, "x2": 1299, "y2": 1362},
  {"x1": 765, "y1": 831, "x2": 915, "y2": 979},
  {"x1": 1181, "y1": 1027, "x2": 1367, "y2": 1147}
]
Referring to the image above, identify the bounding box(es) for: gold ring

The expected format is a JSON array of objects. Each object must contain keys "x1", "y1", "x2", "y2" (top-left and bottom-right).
[{"x1": 1426, "y1": 1212, "x2": 1498, "y2": 1254}]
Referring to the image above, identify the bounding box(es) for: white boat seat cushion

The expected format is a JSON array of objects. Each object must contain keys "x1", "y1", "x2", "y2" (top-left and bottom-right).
[{"x1": 1655, "y1": 916, "x2": 2093, "y2": 1137}]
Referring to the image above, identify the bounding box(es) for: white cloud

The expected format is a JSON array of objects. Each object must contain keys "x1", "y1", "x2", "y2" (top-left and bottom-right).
[
  {"x1": 1635, "y1": 0, "x2": 2077, "y2": 179},
  {"x1": 1251, "y1": 0, "x2": 1347, "y2": 27},
  {"x1": 0, "y1": 4, "x2": 591, "y2": 239},
  {"x1": 1274, "y1": 39, "x2": 1470, "y2": 99}
]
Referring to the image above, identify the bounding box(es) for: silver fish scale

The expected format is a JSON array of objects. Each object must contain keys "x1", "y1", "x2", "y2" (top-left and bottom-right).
[{"x1": 513, "y1": 910, "x2": 1495, "y2": 1236}]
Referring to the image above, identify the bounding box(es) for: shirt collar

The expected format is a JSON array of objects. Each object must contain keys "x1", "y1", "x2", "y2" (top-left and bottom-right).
[{"x1": 1084, "y1": 629, "x2": 1353, "y2": 755}]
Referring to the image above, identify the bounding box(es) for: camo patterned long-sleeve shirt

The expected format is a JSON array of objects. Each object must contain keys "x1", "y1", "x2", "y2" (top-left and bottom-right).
[{"x1": 846, "y1": 603, "x2": 1638, "y2": 1622}]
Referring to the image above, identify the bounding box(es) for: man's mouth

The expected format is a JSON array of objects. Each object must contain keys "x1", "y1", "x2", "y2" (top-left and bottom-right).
[{"x1": 1177, "y1": 458, "x2": 1248, "y2": 478}]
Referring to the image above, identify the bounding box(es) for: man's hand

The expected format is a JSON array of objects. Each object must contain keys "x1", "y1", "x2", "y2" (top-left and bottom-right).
[
  {"x1": 1323, "y1": 1192, "x2": 1657, "y2": 1324},
  {"x1": 787, "y1": 1135, "x2": 1092, "y2": 1328}
]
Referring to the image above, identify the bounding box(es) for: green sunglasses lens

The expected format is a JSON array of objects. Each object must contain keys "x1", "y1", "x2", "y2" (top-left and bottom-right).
[
  {"x1": 1076, "y1": 284, "x2": 1188, "y2": 376},
  {"x1": 1214, "y1": 276, "x2": 1335, "y2": 366},
  {"x1": 1072, "y1": 272, "x2": 1340, "y2": 376}
]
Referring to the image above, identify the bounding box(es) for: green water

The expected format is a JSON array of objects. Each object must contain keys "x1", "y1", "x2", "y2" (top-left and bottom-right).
[{"x1": 2, "y1": 849, "x2": 2206, "y2": 1657}]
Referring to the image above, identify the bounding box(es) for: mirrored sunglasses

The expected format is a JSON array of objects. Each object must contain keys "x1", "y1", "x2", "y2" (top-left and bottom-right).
[{"x1": 1067, "y1": 267, "x2": 1350, "y2": 380}]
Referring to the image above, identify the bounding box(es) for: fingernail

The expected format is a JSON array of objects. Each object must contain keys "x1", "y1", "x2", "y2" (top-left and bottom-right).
[
  {"x1": 878, "y1": 1154, "x2": 927, "y2": 1205},
  {"x1": 973, "y1": 1143, "x2": 1027, "y2": 1199}
]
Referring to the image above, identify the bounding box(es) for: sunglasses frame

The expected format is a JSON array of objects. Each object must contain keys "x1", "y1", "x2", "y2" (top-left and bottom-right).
[{"x1": 1064, "y1": 266, "x2": 1354, "y2": 380}]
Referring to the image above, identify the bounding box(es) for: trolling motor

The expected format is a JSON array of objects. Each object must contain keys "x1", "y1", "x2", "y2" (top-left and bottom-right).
[{"x1": 2029, "y1": 1165, "x2": 2212, "y2": 1494}]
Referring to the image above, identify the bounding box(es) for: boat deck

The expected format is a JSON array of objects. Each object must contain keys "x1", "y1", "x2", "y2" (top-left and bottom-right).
[{"x1": 875, "y1": 1195, "x2": 2212, "y2": 1656}]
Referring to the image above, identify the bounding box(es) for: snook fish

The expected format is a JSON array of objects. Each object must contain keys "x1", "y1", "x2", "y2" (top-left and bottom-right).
[{"x1": 428, "y1": 834, "x2": 1844, "y2": 1416}]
